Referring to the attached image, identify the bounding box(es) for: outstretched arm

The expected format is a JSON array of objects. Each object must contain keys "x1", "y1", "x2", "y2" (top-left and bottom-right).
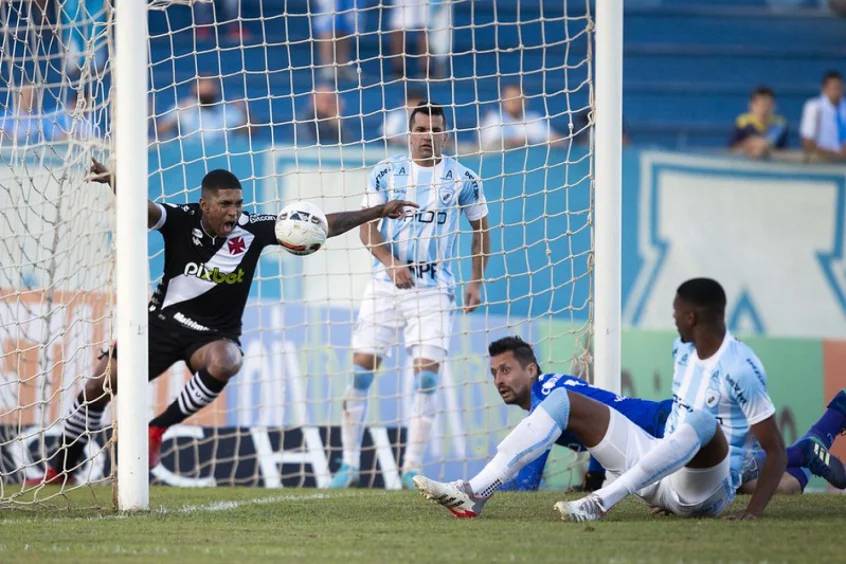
[
  {"x1": 89, "y1": 158, "x2": 161, "y2": 229},
  {"x1": 325, "y1": 200, "x2": 417, "y2": 238}
]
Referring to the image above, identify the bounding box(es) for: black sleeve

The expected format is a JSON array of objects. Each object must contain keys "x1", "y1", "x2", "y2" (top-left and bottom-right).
[
  {"x1": 247, "y1": 214, "x2": 279, "y2": 247},
  {"x1": 156, "y1": 202, "x2": 197, "y2": 236}
]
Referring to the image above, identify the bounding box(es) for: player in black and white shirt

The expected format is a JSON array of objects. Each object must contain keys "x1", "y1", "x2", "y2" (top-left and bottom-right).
[{"x1": 30, "y1": 160, "x2": 416, "y2": 485}]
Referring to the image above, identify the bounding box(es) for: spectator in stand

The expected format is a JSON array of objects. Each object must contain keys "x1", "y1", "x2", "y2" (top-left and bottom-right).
[
  {"x1": 194, "y1": 0, "x2": 251, "y2": 43},
  {"x1": 381, "y1": 88, "x2": 425, "y2": 145},
  {"x1": 729, "y1": 86, "x2": 788, "y2": 159},
  {"x1": 0, "y1": 83, "x2": 66, "y2": 144},
  {"x1": 800, "y1": 70, "x2": 846, "y2": 161},
  {"x1": 314, "y1": 0, "x2": 361, "y2": 82},
  {"x1": 296, "y1": 84, "x2": 356, "y2": 145},
  {"x1": 61, "y1": 0, "x2": 108, "y2": 73},
  {"x1": 479, "y1": 84, "x2": 561, "y2": 150},
  {"x1": 389, "y1": 0, "x2": 431, "y2": 78},
  {"x1": 427, "y1": 0, "x2": 452, "y2": 78},
  {"x1": 156, "y1": 77, "x2": 248, "y2": 143}
]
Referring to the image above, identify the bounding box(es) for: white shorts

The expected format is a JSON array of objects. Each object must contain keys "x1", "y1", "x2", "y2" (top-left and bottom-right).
[
  {"x1": 390, "y1": 0, "x2": 429, "y2": 30},
  {"x1": 599, "y1": 408, "x2": 735, "y2": 517},
  {"x1": 351, "y1": 279, "x2": 453, "y2": 361}
]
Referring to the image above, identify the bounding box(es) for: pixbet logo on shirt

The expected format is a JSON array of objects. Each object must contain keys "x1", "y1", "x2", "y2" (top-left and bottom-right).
[{"x1": 184, "y1": 262, "x2": 245, "y2": 284}]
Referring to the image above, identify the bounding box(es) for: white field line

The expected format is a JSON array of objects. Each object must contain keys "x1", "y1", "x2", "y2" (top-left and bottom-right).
[
  {"x1": 0, "y1": 491, "x2": 380, "y2": 524},
  {"x1": 165, "y1": 492, "x2": 336, "y2": 514}
]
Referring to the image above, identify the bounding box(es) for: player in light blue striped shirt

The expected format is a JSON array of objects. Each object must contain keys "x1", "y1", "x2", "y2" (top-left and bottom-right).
[
  {"x1": 665, "y1": 333, "x2": 775, "y2": 493},
  {"x1": 360, "y1": 151, "x2": 486, "y2": 291},
  {"x1": 331, "y1": 102, "x2": 490, "y2": 490}
]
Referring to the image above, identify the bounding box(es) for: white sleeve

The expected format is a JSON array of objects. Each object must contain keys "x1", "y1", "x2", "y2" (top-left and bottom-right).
[
  {"x1": 225, "y1": 102, "x2": 247, "y2": 128},
  {"x1": 463, "y1": 199, "x2": 488, "y2": 222},
  {"x1": 799, "y1": 99, "x2": 819, "y2": 142},
  {"x1": 459, "y1": 171, "x2": 488, "y2": 221},
  {"x1": 525, "y1": 113, "x2": 551, "y2": 144},
  {"x1": 159, "y1": 103, "x2": 180, "y2": 128},
  {"x1": 360, "y1": 163, "x2": 390, "y2": 208},
  {"x1": 728, "y1": 361, "x2": 776, "y2": 427},
  {"x1": 479, "y1": 112, "x2": 501, "y2": 149}
]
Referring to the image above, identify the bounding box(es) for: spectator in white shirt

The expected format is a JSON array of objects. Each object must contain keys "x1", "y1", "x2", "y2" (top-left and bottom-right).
[
  {"x1": 381, "y1": 89, "x2": 424, "y2": 145},
  {"x1": 156, "y1": 77, "x2": 248, "y2": 143},
  {"x1": 799, "y1": 70, "x2": 846, "y2": 161},
  {"x1": 479, "y1": 84, "x2": 559, "y2": 150},
  {"x1": 389, "y1": 0, "x2": 431, "y2": 78}
]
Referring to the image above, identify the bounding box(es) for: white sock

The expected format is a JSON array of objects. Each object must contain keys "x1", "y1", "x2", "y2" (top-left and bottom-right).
[
  {"x1": 63, "y1": 397, "x2": 105, "y2": 442},
  {"x1": 403, "y1": 391, "x2": 436, "y2": 472},
  {"x1": 468, "y1": 406, "x2": 562, "y2": 497},
  {"x1": 592, "y1": 421, "x2": 703, "y2": 511},
  {"x1": 341, "y1": 387, "x2": 368, "y2": 468}
]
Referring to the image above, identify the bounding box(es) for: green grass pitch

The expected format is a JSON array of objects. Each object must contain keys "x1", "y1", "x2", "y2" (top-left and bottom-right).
[{"x1": 0, "y1": 487, "x2": 842, "y2": 562}]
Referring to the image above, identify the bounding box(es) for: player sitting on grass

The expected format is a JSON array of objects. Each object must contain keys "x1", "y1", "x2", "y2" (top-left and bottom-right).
[
  {"x1": 414, "y1": 278, "x2": 787, "y2": 520},
  {"x1": 487, "y1": 337, "x2": 846, "y2": 495},
  {"x1": 27, "y1": 159, "x2": 417, "y2": 486}
]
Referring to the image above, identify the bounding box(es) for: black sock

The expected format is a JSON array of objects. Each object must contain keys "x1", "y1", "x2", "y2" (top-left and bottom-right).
[{"x1": 150, "y1": 369, "x2": 227, "y2": 428}]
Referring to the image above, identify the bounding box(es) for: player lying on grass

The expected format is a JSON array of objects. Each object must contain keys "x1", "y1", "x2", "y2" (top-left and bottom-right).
[
  {"x1": 489, "y1": 339, "x2": 673, "y2": 492},
  {"x1": 27, "y1": 159, "x2": 417, "y2": 486},
  {"x1": 415, "y1": 278, "x2": 787, "y2": 520},
  {"x1": 488, "y1": 337, "x2": 846, "y2": 496}
]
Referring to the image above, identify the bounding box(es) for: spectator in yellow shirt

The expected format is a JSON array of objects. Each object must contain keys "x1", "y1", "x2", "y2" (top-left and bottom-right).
[{"x1": 729, "y1": 86, "x2": 787, "y2": 159}]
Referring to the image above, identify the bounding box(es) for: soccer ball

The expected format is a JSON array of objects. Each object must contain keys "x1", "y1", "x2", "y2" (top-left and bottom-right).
[{"x1": 274, "y1": 201, "x2": 328, "y2": 256}]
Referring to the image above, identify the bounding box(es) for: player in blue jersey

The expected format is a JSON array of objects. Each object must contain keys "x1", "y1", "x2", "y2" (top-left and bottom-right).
[
  {"x1": 414, "y1": 279, "x2": 788, "y2": 520},
  {"x1": 490, "y1": 337, "x2": 845, "y2": 495},
  {"x1": 485, "y1": 337, "x2": 673, "y2": 492},
  {"x1": 330, "y1": 102, "x2": 490, "y2": 489}
]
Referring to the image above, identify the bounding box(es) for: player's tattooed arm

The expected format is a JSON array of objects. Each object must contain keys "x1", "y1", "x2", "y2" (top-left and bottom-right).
[
  {"x1": 89, "y1": 158, "x2": 162, "y2": 229},
  {"x1": 325, "y1": 200, "x2": 418, "y2": 238}
]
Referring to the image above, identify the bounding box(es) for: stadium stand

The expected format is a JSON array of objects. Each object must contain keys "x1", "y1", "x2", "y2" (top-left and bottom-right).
[
  {"x1": 4, "y1": 0, "x2": 845, "y2": 149},
  {"x1": 145, "y1": 0, "x2": 846, "y2": 149}
]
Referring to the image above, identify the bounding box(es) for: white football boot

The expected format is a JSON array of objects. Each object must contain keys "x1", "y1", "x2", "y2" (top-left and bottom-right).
[
  {"x1": 553, "y1": 493, "x2": 607, "y2": 522},
  {"x1": 412, "y1": 475, "x2": 488, "y2": 519}
]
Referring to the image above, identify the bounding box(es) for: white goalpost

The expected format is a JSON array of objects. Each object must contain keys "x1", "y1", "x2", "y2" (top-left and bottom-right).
[
  {"x1": 593, "y1": 0, "x2": 623, "y2": 394},
  {"x1": 114, "y1": 0, "x2": 151, "y2": 511},
  {"x1": 0, "y1": 0, "x2": 621, "y2": 509}
]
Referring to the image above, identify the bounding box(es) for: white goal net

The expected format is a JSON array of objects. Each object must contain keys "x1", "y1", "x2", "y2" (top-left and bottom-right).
[
  {"x1": 0, "y1": 0, "x2": 114, "y2": 507},
  {"x1": 1, "y1": 0, "x2": 593, "y2": 506}
]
